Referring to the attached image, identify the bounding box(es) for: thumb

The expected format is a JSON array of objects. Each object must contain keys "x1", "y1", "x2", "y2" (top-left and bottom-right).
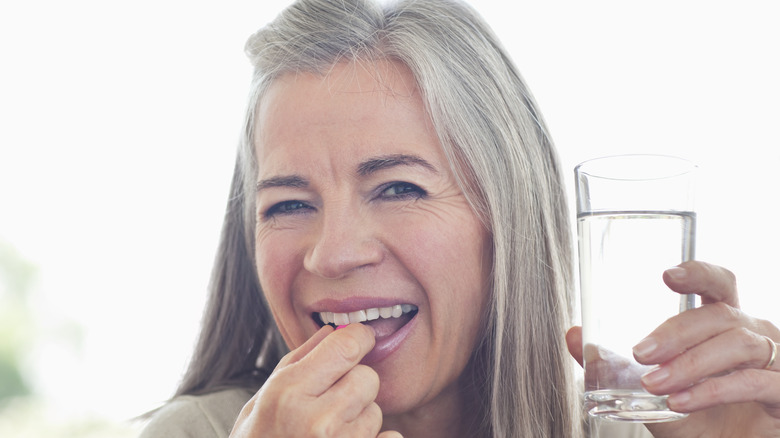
[
  {"x1": 277, "y1": 325, "x2": 333, "y2": 368},
  {"x1": 378, "y1": 431, "x2": 404, "y2": 438},
  {"x1": 565, "y1": 326, "x2": 584, "y2": 367}
]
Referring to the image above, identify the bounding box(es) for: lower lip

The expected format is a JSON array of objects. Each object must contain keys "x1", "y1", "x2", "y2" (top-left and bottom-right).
[{"x1": 360, "y1": 313, "x2": 417, "y2": 365}]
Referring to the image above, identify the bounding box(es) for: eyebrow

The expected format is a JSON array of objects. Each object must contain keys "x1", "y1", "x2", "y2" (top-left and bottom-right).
[
  {"x1": 256, "y1": 175, "x2": 309, "y2": 193},
  {"x1": 255, "y1": 154, "x2": 437, "y2": 193},
  {"x1": 356, "y1": 154, "x2": 437, "y2": 176}
]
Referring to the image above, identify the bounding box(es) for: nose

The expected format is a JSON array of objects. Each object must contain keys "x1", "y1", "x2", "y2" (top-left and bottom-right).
[{"x1": 303, "y1": 207, "x2": 385, "y2": 279}]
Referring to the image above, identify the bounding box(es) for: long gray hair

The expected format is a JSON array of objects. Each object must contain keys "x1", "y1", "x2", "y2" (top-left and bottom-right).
[{"x1": 177, "y1": 0, "x2": 579, "y2": 436}]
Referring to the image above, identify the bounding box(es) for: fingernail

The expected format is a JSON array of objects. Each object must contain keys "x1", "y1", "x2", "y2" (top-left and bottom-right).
[
  {"x1": 668, "y1": 390, "x2": 691, "y2": 408},
  {"x1": 641, "y1": 366, "x2": 669, "y2": 387},
  {"x1": 665, "y1": 267, "x2": 687, "y2": 281},
  {"x1": 633, "y1": 336, "x2": 658, "y2": 359}
]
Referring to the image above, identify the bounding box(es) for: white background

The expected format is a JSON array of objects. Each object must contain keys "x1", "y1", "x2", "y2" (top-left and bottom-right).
[{"x1": 1, "y1": 0, "x2": 778, "y2": 429}]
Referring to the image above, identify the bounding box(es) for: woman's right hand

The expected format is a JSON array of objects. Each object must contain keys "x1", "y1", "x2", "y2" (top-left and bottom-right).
[{"x1": 229, "y1": 323, "x2": 402, "y2": 438}]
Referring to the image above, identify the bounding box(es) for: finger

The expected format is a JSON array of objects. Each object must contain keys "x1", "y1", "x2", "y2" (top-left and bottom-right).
[
  {"x1": 347, "y1": 402, "x2": 384, "y2": 438},
  {"x1": 277, "y1": 325, "x2": 334, "y2": 368},
  {"x1": 640, "y1": 327, "x2": 773, "y2": 395},
  {"x1": 378, "y1": 431, "x2": 404, "y2": 438},
  {"x1": 292, "y1": 323, "x2": 376, "y2": 396},
  {"x1": 633, "y1": 301, "x2": 751, "y2": 365},
  {"x1": 323, "y1": 364, "x2": 380, "y2": 423},
  {"x1": 565, "y1": 326, "x2": 584, "y2": 367},
  {"x1": 663, "y1": 261, "x2": 739, "y2": 307},
  {"x1": 666, "y1": 368, "x2": 780, "y2": 417},
  {"x1": 312, "y1": 401, "x2": 383, "y2": 438}
]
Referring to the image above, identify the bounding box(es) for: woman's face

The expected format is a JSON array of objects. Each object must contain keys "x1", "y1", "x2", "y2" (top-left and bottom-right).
[{"x1": 253, "y1": 59, "x2": 492, "y2": 415}]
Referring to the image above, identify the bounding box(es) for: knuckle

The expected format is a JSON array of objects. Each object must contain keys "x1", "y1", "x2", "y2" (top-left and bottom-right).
[
  {"x1": 275, "y1": 385, "x2": 299, "y2": 411},
  {"x1": 741, "y1": 329, "x2": 767, "y2": 367},
  {"x1": 701, "y1": 369, "x2": 765, "y2": 405},
  {"x1": 725, "y1": 327, "x2": 768, "y2": 369},
  {"x1": 277, "y1": 350, "x2": 296, "y2": 368},
  {"x1": 366, "y1": 402, "x2": 383, "y2": 423},
  {"x1": 720, "y1": 266, "x2": 737, "y2": 288},
  {"x1": 736, "y1": 369, "x2": 767, "y2": 400},
  {"x1": 732, "y1": 326, "x2": 756, "y2": 346},
  {"x1": 753, "y1": 318, "x2": 779, "y2": 338},
  {"x1": 352, "y1": 403, "x2": 384, "y2": 437},
  {"x1": 701, "y1": 377, "x2": 727, "y2": 403},
  {"x1": 352, "y1": 365, "x2": 380, "y2": 398},
  {"x1": 310, "y1": 417, "x2": 337, "y2": 438},
  {"x1": 353, "y1": 364, "x2": 379, "y2": 385},
  {"x1": 694, "y1": 372, "x2": 734, "y2": 405},
  {"x1": 269, "y1": 367, "x2": 299, "y2": 395},
  {"x1": 745, "y1": 328, "x2": 765, "y2": 350},
  {"x1": 676, "y1": 349, "x2": 705, "y2": 376},
  {"x1": 701, "y1": 261, "x2": 735, "y2": 283},
  {"x1": 710, "y1": 301, "x2": 741, "y2": 323},
  {"x1": 332, "y1": 335, "x2": 363, "y2": 364}
]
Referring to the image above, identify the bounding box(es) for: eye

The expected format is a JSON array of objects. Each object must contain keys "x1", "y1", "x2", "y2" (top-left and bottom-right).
[
  {"x1": 263, "y1": 200, "x2": 313, "y2": 219},
  {"x1": 378, "y1": 181, "x2": 427, "y2": 200}
]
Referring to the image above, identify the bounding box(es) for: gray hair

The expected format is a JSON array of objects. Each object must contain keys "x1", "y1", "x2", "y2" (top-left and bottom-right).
[{"x1": 180, "y1": 0, "x2": 580, "y2": 436}]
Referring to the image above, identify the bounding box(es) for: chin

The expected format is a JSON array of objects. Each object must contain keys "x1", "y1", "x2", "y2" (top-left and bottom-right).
[{"x1": 370, "y1": 355, "x2": 427, "y2": 415}]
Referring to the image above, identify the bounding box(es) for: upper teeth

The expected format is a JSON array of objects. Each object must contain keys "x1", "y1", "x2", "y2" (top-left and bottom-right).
[{"x1": 319, "y1": 304, "x2": 417, "y2": 325}]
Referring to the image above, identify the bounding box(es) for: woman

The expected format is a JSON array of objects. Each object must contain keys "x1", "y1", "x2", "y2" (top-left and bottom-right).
[{"x1": 141, "y1": 0, "x2": 780, "y2": 437}]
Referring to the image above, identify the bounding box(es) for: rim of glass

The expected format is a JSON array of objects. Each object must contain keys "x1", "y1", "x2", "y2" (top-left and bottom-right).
[{"x1": 574, "y1": 154, "x2": 697, "y2": 181}]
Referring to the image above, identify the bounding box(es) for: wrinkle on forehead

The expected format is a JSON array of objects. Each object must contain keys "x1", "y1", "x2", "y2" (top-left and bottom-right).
[{"x1": 254, "y1": 58, "x2": 433, "y2": 160}]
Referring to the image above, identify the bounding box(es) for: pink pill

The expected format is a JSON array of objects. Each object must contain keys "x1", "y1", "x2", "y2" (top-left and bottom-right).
[{"x1": 336, "y1": 325, "x2": 348, "y2": 330}]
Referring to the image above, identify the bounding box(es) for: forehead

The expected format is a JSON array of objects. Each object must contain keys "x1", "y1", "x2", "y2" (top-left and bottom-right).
[
  {"x1": 253, "y1": 59, "x2": 443, "y2": 172},
  {"x1": 256, "y1": 59, "x2": 421, "y2": 132}
]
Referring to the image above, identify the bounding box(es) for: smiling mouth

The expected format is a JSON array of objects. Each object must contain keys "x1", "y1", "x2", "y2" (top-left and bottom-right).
[{"x1": 314, "y1": 304, "x2": 418, "y2": 333}]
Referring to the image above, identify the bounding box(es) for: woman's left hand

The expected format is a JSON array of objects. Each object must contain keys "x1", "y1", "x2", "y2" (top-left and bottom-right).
[{"x1": 567, "y1": 261, "x2": 780, "y2": 437}]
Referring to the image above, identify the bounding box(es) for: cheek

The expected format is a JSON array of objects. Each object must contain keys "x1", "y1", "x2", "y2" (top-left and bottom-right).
[
  {"x1": 400, "y1": 213, "x2": 491, "y2": 392},
  {"x1": 255, "y1": 232, "x2": 306, "y2": 347},
  {"x1": 255, "y1": 232, "x2": 284, "y2": 295},
  {"x1": 256, "y1": 240, "x2": 288, "y2": 290},
  {"x1": 400, "y1": 211, "x2": 492, "y2": 327},
  {"x1": 442, "y1": 226, "x2": 491, "y2": 329}
]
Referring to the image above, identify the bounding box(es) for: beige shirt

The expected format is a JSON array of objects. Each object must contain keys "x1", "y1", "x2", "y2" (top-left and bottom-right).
[
  {"x1": 140, "y1": 388, "x2": 254, "y2": 438},
  {"x1": 588, "y1": 420, "x2": 654, "y2": 438},
  {"x1": 139, "y1": 387, "x2": 653, "y2": 438}
]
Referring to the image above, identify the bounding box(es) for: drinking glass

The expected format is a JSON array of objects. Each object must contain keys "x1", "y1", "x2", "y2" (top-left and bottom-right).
[{"x1": 575, "y1": 154, "x2": 697, "y2": 422}]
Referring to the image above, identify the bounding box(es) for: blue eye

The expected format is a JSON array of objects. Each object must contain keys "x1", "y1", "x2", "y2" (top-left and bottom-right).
[
  {"x1": 264, "y1": 200, "x2": 312, "y2": 218},
  {"x1": 379, "y1": 182, "x2": 426, "y2": 199}
]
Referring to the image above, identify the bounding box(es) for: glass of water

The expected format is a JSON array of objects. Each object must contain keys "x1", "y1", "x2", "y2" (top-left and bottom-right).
[{"x1": 575, "y1": 154, "x2": 697, "y2": 423}]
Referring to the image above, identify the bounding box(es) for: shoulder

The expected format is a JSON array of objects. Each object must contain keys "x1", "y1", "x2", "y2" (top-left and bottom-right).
[
  {"x1": 139, "y1": 387, "x2": 255, "y2": 438},
  {"x1": 589, "y1": 420, "x2": 655, "y2": 438}
]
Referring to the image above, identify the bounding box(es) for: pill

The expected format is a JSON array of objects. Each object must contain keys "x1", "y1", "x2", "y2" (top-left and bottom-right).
[{"x1": 336, "y1": 325, "x2": 348, "y2": 330}]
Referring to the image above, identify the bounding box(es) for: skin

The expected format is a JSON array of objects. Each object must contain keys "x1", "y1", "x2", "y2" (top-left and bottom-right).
[
  {"x1": 231, "y1": 59, "x2": 491, "y2": 437},
  {"x1": 567, "y1": 261, "x2": 780, "y2": 437}
]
